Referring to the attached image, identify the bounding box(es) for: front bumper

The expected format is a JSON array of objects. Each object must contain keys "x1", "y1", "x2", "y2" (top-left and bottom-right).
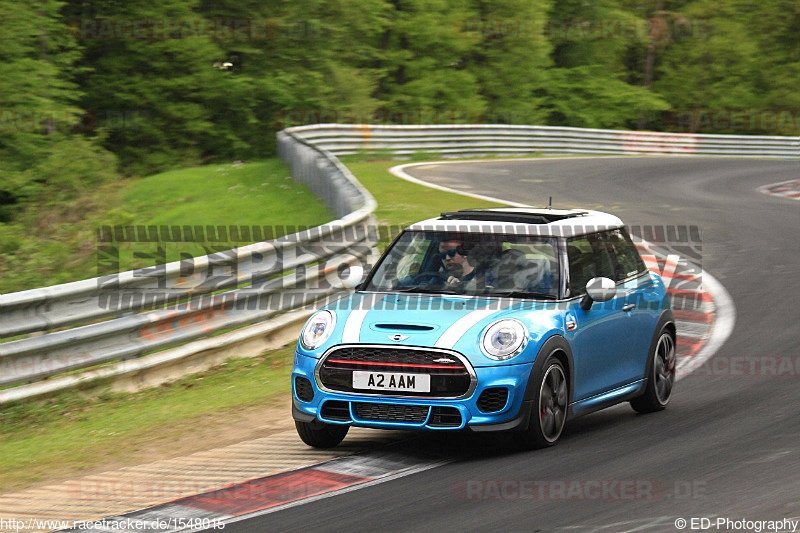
[{"x1": 292, "y1": 351, "x2": 535, "y2": 432}]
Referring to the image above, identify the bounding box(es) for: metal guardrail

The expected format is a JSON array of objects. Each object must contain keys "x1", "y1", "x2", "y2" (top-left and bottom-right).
[
  {"x1": 287, "y1": 124, "x2": 800, "y2": 159},
  {"x1": 0, "y1": 128, "x2": 377, "y2": 401},
  {"x1": 2, "y1": 122, "x2": 795, "y2": 403}
]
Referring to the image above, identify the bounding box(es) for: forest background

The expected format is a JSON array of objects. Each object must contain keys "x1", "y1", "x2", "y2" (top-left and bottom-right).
[{"x1": 1, "y1": 0, "x2": 797, "y2": 267}]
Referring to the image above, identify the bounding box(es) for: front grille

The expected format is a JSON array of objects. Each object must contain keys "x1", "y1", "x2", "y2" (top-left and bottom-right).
[
  {"x1": 294, "y1": 377, "x2": 314, "y2": 402},
  {"x1": 318, "y1": 346, "x2": 473, "y2": 398},
  {"x1": 324, "y1": 346, "x2": 467, "y2": 369},
  {"x1": 477, "y1": 387, "x2": 509, "y2": 413},
  {"x1": 429, "y1": 406, "x2": 462, "y2": 427},
  {"x1": 320, "y1": 400, "x2": 351, "y2": 421},
  {"x1": 354, "y1": 402, "x2": 429, "y2": 423},
  {"x1": 375, "y1": 324, "x2": 434, "y2": 331}
]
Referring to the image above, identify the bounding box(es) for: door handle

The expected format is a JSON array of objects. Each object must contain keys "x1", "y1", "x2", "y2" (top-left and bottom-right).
[{"x1": 622, "y1": 304, "x2": 636, "y2": 312}]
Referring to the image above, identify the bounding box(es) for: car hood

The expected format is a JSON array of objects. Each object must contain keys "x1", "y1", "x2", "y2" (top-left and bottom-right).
[{"x1": 310, "y1": 291, "x2": 564, "y2": 366}]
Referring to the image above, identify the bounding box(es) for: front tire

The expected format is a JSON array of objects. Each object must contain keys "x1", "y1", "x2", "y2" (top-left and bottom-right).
[
  {"x1": 515, "y1": 356, "x2": 568, "y2": 449},
  {"x1": 630, "y1": 328, "x2": 676, "y2": 413},
  {"x1": 295, "y1": 420, "x2": 349, "y2": 448}
]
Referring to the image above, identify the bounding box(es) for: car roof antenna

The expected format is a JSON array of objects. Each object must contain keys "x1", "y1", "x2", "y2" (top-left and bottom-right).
[{"x1": 548, "y1": 196, "x2": 553, "y2": 209}]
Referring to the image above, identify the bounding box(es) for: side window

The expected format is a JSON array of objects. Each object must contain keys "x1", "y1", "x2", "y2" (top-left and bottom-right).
[
  {"x1": 378, "y1": 233, "x2": 428, "y2": 282},
  {"x1": 592, "y1": 234, "x2": 617, "y2": 280},
  {"x1": 567, "y1": 232, "x2": 615, "y2": 296},
  {"x1": 603, "y1": 228, "x2": 646, "y2": 281}
]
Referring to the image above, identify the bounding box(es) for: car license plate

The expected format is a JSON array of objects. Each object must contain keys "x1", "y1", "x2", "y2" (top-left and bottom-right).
[{"x1": 352, "y1": 371, "x2": 430, "y2": 393}]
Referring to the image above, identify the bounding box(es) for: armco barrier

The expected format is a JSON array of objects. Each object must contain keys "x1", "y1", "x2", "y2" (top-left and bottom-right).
[
  {"x1": 1, "y1": 123, "x2": 796, "y2": 403},
  {"x1": 286, "y1": 124, "x2": 799, "y2": 159},
  {"x1": 1, "y1": 223, "x2": 370, "y2": 340},
  {"x1": 0, "y1": 128, "x2": 377, "y2": 403}
]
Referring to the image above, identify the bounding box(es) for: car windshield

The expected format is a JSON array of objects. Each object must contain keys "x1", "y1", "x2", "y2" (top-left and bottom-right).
[{"x1": 363, "y1": 230, "x2": 560, "y2": 299}]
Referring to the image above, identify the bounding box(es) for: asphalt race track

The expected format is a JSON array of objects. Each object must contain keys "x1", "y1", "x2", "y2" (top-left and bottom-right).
[{"x1": 228, "y1": 157, "x2": 799, "y2": 532}]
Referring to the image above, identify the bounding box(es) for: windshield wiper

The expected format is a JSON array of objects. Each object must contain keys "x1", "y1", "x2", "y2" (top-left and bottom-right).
[
  {"x1": 392, "y1": 286, "x2": 462, "y2": 295},
  {"x1": 488, "y1": 290, "x2": 557, "y2": 300}
]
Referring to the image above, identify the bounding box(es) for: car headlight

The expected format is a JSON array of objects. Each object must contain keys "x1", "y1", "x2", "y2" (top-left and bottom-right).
[
  {"x1": 480, "y1": 319, "x2": 528, "y2": 360},
  {"x1": 301, "y1": 310, "x2": 336, "y2": 350}
]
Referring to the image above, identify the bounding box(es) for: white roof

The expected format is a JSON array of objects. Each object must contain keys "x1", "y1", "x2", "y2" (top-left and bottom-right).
[{"x1": 406, "y1": 208, "x2": 624, "y2": 238}]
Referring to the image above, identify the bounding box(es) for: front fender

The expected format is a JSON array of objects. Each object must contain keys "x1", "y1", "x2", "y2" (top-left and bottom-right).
[{"x1": 470, "y1": 334, "x2": 574, "y2": 432}]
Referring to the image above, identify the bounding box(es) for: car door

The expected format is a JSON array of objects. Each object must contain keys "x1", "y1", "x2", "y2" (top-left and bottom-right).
[
  {"x1": 603, "y1": 228, "x2": 661, "y2": 383},
  {"x1": 565, "y1": 232, "x2": 634, "y2": 401}
]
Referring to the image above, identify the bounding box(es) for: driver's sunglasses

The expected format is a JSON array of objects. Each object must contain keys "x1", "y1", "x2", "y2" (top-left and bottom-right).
[{"x1": 438, "y1": 248, "x2": 460, "y2": 259}]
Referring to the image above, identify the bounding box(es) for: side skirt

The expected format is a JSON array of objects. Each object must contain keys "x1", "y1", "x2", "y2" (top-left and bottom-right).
[{"x1": 568, "y1": 379, "x2": 647, "y2": 419}]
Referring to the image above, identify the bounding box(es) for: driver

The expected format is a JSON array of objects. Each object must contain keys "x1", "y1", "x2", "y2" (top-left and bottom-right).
[
  {"x1": 438, "y1": 239, "x2": 497, "y2": 290},
  {"x1": 438, "y1": 239, "x2": 474, "y2": 284}
]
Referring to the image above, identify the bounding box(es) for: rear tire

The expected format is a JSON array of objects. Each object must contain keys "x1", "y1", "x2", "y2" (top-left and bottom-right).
[
  {"x1": 630, "y1": 328, "x2": 676, "y2": 413},
  {"x1": 515, "y1": 356, "x2": 568, "y2": 450},
  {"x1": 295, "y1": 420, "x2": 349, "y2": 448}
]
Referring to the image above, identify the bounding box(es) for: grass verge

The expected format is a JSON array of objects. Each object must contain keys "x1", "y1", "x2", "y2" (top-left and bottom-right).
[
  {"x1": 0, "y1": 159, "x2": 333, "y2": 293},
  {"x1": 0, "y1": 157, "x2": 511, "y2": 492},
  {"x1": 0, "y1": 348, "x2": 294, "y2": 492},
  {"x1": 346, "y1": 160, "x2": 502, "y2": 243}
]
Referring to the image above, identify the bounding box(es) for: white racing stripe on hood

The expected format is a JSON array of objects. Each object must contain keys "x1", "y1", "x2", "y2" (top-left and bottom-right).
[
  {"x1": 434, "y1": 301, "x2": 514, "y2": 349},
  {"x1": 341, "y1": 293, "x2": 389, "y2": 343}
]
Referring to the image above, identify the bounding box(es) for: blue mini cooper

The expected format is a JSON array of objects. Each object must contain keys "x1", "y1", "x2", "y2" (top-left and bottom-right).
[{"x1": 292, "y1": 208, "x2": 676, "y2": 449}]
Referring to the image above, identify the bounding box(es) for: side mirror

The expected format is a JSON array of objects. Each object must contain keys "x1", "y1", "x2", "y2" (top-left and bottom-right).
[
  {"x1": 580, "y1": 277, "x2": 616, "y2": 311},
  {"x1": 340, "y1": 264, "x2": 365, "y2": 290}
]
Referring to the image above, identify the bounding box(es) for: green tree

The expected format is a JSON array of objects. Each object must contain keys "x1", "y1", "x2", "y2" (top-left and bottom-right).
[
  {"x1": 465, "y1": 0, "x2": 553, "y2": 124},
  {"x1": 243, "y1": 0, "x2": 388, "y2": 129},
  {"x1": 650, "y1": 0, "x2": 761, "y2": 132},
  {"x1": 543, "y1": 0, "x2": 669, "y2": 128},
  {"x1": 62, "y1": 0, "x2": 243, "y2": 174},
  {"x1": 739, "y1": 0, "x2": 800, "y2": 135},
  {"x1": 0, "y1": 0, "x2": 118, "y2": 220},
  {"x1": 374, "y1": 0, "x2": 485, "y2": 123}
]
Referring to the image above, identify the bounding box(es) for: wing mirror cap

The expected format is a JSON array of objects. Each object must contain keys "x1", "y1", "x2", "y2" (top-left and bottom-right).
[{"x1": 580, "y1": 277, "x2": 616, "y2": 310}]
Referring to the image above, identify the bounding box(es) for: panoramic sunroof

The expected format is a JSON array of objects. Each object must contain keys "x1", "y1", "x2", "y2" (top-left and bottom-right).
[{"x1": 439, "y1": 209, "x2": 588, "y2": 224}]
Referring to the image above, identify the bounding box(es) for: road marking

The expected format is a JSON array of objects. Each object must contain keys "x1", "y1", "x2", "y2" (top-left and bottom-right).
[
  {"x1": 757, "y1": 179, "x2": 800, "y2": 201},
  {"x1": 56, "y1": 445, "x2": 449, "y2": 532}
]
